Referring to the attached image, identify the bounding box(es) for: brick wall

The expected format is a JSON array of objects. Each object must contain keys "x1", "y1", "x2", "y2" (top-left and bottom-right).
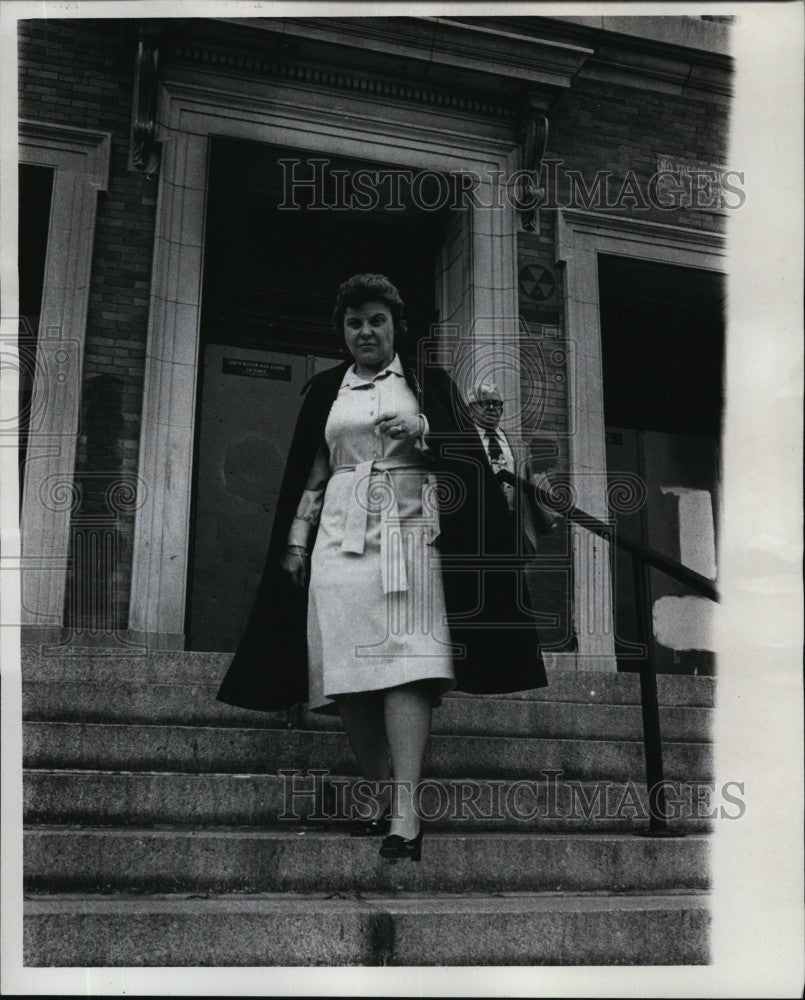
[
  {"x1": 549, "y1": 76, "x2": 732, "y2": 230},
  {"x1": 19, "y1": 19, "x2": 157, "y2": 631}
]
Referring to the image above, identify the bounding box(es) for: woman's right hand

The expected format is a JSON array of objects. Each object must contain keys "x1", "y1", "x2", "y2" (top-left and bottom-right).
[{"x1": 281, "y1": 546, "x2": 309, "y2": 590}]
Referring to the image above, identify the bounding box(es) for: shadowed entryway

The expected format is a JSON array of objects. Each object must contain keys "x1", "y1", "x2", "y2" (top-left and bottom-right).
[{"x1": 189, "y1": 137, "x2": 450, "y2": 649}]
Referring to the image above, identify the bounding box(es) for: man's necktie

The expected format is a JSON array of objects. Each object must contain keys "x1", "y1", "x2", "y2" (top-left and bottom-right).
[
  {"x1": 486, "y1": 429, "x2": 515, "y2": 510},
  {"x1": 486, "y1": 430, "x2": 504, "y2": 464}
]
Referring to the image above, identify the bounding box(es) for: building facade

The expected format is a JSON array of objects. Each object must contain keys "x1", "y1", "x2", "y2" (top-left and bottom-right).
[{"x1": 18, "y1": 15, "x2": 732, "y2": 673}]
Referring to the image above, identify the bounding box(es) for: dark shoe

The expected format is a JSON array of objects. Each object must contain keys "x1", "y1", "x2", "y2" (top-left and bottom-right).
[
  {"x1": 379, "y1": 828, "x2": 423, "y2": 863},
  {"x1": 349, "y1": 806, "x2": 391, "y2": 838}
]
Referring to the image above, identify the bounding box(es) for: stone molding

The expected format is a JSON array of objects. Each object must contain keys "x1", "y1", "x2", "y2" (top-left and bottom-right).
[
  {"x1": 177, "y1": 15, "x2": 730, "y2": 104},
  {"x1": 557, "y1": 208, "x2": 728, "y2": 261},
  {"x1": 158, "y1": 69, "x2": 520, "y2": 154},
  {"x1": 548, "y1": 14, "x2": 731, "y2": 60},
  {"x1": 165, "y1": 43, "x2": 521, "y2": 122},
  {"x1": 17, "y1": 121, "x2": 111, "y2": 629},
  {"x1": 473, "y1": 16, "x2": 732, "y2": 95},
  {"x1": 18, "y1": 122, "x2": 111, "y2": 188},
  {"x1": 216, "y1": 16, "x2": 593, "y2": 93}
]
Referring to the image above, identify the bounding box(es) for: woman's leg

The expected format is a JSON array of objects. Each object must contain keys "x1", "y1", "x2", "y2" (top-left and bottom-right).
[
  {"x1": 383, "y1": 682, "x2": 433, "y2": 840},
  {"x1": 337, "y1": 692, "x2": 392, "y2": 817}
]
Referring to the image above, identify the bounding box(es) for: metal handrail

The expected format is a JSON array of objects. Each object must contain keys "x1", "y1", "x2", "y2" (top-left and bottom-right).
[
  {"x1": 502, "y1": 471, "x2": 719, "y2": 837},
  {"x1": 499, "y1": 471, "x2": 719, "y2": 598}
]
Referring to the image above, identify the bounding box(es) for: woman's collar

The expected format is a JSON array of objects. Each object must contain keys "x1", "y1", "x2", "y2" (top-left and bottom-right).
[{"x1": 343, "y1": 353, "x2": 403, "y2": 386}]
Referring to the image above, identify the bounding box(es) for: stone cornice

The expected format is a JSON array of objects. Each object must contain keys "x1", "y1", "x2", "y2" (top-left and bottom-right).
[
  {"x1": 220, "y1": 16, "x2": 593, "y2": 92},
  {"x1": 478, "y1": 15, "x2": 733, "y2": 96},
  {"x1": 576, "y1": 43, "x2": 732, "y2": 98},
  {"x1": 544, "y1": 15, "x2": 731, "y2": 61},
  {"x1": 163, "y1": 15, "x2": 732, "y2": 111},
  {"x1": 164, "y1": 42, "x2": 522, "y2": 121}
]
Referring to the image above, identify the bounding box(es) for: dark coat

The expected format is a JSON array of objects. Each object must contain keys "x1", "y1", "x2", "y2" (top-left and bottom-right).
[{"x1": 216, "y1": 356, "x2": 548, "y2": 712}]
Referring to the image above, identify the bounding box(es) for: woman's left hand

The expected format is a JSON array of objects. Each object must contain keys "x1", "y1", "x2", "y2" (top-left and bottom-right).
[{"x1": 374, "y1": 411, "x2": 422, "y2": 443}]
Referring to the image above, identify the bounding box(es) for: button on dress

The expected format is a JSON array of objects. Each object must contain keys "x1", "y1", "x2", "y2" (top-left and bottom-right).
[{"x1": 298, "y1": 356, "x2": 456, "y2": 711}]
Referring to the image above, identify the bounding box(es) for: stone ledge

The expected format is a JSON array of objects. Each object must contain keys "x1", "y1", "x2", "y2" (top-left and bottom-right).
[
  {"x1": 19, "y1": 646, "x2": 716, "y2": 707},
  {"x1": 22, "y1": 721, "x2": 714, "y2": 781},
  {"x1": 23, "y1": 890, "x2": 711, "y2": 965},
  {"x1": 23, "y1": 771, "x2": 718, "y2": 832},
  {"x1": 21, "y1": 682, "x2": 713, "y2": 741},
  {"x1": 23, "y1": 827, "x2": 711, "y2": 895}
]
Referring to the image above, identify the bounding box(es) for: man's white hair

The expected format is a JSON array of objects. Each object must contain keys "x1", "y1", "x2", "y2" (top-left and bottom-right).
[{"x1": 466, "y1": 380, "x2": 503, "y2": 404}]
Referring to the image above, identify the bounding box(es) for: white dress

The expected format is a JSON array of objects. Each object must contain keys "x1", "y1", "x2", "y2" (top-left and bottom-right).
[{"x1": 289, "y1": 355, "x2": 456, "y2": 711}]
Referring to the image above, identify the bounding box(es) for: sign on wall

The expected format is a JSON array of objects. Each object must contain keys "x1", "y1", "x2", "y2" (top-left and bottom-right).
[{"x1": 222, "y1": 357, "x2": 292, "y2": 381}]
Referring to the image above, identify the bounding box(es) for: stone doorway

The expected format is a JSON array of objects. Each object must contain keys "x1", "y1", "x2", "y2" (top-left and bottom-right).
[
  {"x1": 187, "y1": 137, "x2": 449, "y2": 649},
  {"x1": 129, "y1": 69, "x2": 521, "y2": 648}
]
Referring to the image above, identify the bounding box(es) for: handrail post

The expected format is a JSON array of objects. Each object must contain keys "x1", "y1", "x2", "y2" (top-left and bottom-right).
[{"x1": 632, "y1": 553, "x2": 684, "y2": 838}]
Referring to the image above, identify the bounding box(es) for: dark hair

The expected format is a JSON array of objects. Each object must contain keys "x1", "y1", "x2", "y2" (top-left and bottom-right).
[{"x1": 332, "y1": 273, "x2": 409, "y2": 352}]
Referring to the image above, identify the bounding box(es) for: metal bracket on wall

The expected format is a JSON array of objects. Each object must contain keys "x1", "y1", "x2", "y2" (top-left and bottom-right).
[
  {"x1": 130, "y1": 29, "x2": 162, "y2": 176},
  {"x1": 520, "y1": 97, "x2": 550, "y2": 235}
]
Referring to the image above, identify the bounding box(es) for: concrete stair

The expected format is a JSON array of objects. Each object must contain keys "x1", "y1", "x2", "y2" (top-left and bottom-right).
[
  {"x1": 23, "y1": 722, "x2": 712, "y2": 781},
  {"x1": 24, "y1": 893, "x2": 710, "y2": 967},
  {"x1": 25, "y1": 828, "x2": 709, "y2": 894},
  {"x1": 23, "y1": 679, "x2": 713, "y2": 741},
  {"x1": 22, "y1": 770, "x2": 712, "y2": 831},
  {"x1": 22, "y1": 647, "x2": 715, "y2": 966}
]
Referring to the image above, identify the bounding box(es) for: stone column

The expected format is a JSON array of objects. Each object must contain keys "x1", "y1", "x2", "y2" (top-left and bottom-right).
[
  {"x1": 128, "y1": 130, "x2": 208, "y2": 647},
  {"x1": 556, "y1": 214, "x2": 618, "y2": 670}
]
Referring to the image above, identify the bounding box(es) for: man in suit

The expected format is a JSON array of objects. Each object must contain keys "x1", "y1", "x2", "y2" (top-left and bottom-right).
[{"x1": 465, "y1": 379, "x2": 561, "y2": 555}]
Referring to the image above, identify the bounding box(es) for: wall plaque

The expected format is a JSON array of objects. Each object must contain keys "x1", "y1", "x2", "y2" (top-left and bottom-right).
[{"x1": 222, "y1": 358, "x2": 292, "y2": 381}]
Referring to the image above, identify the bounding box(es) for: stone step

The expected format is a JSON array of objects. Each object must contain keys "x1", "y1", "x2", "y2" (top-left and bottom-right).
[
  {"x1": 23, "y1": 722, "x2": 713, "y2": 781},
  {"x1": 23, "y1": 890, "x2": 710, "y2": 965},
  {"x1": 22, "y1": 681, "x2": 712, "y2": 742},
  {"x1": 24, "y1": 828, "x2": 710, "y2": 895},
  {"x1": 21, "y1": 649, "x2": 715, "y2": 707},
  {"x1": 24, "y1": 769, "x2": 716, "y2": 831}
]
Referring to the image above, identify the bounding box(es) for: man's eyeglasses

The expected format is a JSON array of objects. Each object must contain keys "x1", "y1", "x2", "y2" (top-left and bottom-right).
[{"x1": 471, "y1": 400, "x2": 504, "y2": 411}]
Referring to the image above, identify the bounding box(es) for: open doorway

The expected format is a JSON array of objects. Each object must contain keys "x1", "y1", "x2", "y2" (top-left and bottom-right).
[
  {"x1": 18, "y1": 163, "x2": 54, "y2": 506},
  {"x1": 188, "y1": 137, "x2": 451, "y2": 650},
  {"x1": 598, "y1": 254, "x2": 725, "y2": 675}
]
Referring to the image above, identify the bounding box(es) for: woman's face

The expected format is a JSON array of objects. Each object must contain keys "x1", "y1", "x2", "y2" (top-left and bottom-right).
[{"x1": 343, "y1": 300, "x2": 395, "y2": 374}]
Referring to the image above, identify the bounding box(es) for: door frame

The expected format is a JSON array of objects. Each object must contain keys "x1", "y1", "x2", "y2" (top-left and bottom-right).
[
  {"x1": 555, "y1": 207, "x2": 727, "y2": 669},
  {"x1": 129, "y1": 65, "x2": 523, "y2": 646},
  {"x1": 16, "y1": 121, "x2": 111, "y2": 638}
]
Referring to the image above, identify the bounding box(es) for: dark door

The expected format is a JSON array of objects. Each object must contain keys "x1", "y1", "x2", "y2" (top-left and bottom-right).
[
  {"x1": 189, "y1": 346, "x2": 333, "y2": 650},
  {"x1": 18, "y1": 163, "x2": 54, "y2": 504},
  {"x1": 599, "y1": 255, "x2": 724, "y2": 675},
  {"x1": 187, "y1": 137, "x2": 447, "y2": 650}
]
